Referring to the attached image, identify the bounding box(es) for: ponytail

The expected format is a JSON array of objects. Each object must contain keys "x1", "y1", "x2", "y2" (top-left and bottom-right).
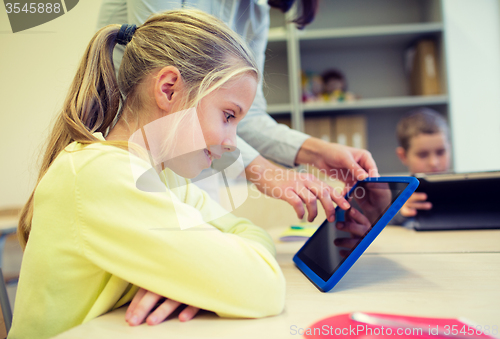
[{"x1": 18, "y1": 25, "x2": 123, "y2": 249}]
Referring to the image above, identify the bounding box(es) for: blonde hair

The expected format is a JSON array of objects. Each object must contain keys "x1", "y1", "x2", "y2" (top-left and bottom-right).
[{"x1": 18, "y1": 9, "x2": 259, "y2": 249}]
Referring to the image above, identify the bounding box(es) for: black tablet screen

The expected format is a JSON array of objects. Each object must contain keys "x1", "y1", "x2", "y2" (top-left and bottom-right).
[{"x1": 297, "y1": 181, "x2": 408, "y2": 281}]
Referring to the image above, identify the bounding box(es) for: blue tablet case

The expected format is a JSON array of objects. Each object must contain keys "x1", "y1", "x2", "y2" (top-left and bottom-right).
[{"x1": 293, "y1": 176, "x2": 419, "y2": 292}]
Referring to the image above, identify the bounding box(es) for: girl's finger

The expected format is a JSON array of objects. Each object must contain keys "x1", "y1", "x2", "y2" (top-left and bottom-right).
[
  {"x1": 178, "y1": 306, "x2": 200, "y2": 322},
  {"x1": 126, "y1": 288, "x2": 147, "y2": 321},
  {"x1": 145, "y1": 299, "x2": 182, "y2": 326},
  {"x1": 127, "y1": 291, "x2": 164, "y2": 326}
]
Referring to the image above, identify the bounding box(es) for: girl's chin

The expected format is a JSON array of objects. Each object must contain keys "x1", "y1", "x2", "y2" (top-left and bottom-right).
[
  {"x1": 162, "y1": 161, "x2": 205, "y2": 179},
  {"x1": 162, "y1": 150, "x2": 210, "y2": 178},
  {"x1": 171, "y1": 167, "x2": 203, "y2": 179}
]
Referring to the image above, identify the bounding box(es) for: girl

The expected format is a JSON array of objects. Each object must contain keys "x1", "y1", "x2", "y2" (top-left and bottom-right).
[{"x1": 10, "y1": 9, "x2": 285, "y2": 339}]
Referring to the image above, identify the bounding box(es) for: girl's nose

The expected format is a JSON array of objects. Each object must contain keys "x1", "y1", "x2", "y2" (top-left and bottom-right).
[
  {"x1": 221, "y1": 140, "x2": 235, "y2": 152},
  {"x1": 221, "y1": 133, "x2": 236, "y2": 152}
]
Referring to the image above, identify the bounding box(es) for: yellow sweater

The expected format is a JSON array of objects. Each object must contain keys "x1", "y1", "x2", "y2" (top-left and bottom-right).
[{"x1": 9, "y1": 135, "x2": 285, "y2": 339}]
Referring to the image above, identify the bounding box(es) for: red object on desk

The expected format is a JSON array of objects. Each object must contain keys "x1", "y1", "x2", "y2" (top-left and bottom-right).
[{"x1": 303, "y1": 312, "x2": 497, "y2": 339}]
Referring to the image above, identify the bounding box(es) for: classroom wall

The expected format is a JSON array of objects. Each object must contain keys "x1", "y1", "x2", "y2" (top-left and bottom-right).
[
  {"x1": 443, "y1": 0, "x2": 500, "y2": 173},
  {"x1": 1, "y1": 1, "x2": 500, "y2": 209},
  {"x1": 0, "y1": 0, "x2": 104, "y2": 208}
]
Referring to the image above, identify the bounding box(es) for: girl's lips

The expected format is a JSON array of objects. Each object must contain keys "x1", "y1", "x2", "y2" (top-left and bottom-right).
[
  {"x1": 204, "y1": 148, "x2": 212, "y2": 166},
  {"x1": 211, "y1": 152, "x2": 222, "y2": 160},
  {"x1": 205, "y1": 148, "x2": 222, "y2": 160}
]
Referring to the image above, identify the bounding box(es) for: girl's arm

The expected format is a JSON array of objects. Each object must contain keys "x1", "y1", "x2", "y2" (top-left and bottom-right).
[{"x1": 73, "y1": 148, "x2": 285, "y2": 319}]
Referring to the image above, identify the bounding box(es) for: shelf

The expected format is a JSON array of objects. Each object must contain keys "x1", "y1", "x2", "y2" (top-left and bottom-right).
[
  {"x1": 266, "y1": 103, "x2": 292, "y2": 115},
  {"x1": 301, "y1": 95, "x2": 448, "y2": 113},
  {"x1": 298, "y1": 22, "x2": 443, "y2": 49},
  {"x1": 264, "y1": 0, "x2": 449, "y2": 174},
  {"x1": 267, "y1": 95, "x2": 448, "y2": 115},
  {"x1": 304, "y1": 0, "x2": 442, "y2": 32},
  {"x1": 299, "y1": 22, "x2": 443, "y2": 40},
  {"x1": 267, "y1": 27, "x2": 287, "y2": 42}
]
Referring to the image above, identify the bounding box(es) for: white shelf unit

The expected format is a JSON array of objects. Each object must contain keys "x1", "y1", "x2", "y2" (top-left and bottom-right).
[
  {"x1": 271, "y1": 95, "x2": 448, "y2": 114},
  {"x1": 263, "y1": 0, "x2": 449, "y2": 174},
  {"x1": 298, "y1": 22, "x2": 443, "y2": 42}
]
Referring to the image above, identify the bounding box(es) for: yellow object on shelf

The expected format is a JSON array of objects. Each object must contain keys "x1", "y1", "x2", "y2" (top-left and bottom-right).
[{"x1": 279, "y1": 222, "x2": 320, "y2": 242}]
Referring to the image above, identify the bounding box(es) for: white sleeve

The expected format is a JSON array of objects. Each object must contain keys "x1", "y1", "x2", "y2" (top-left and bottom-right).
[
  {"x1": 96, "y1": 0, "x2": 128, "y2": 30},
  {"x1": 230, "y1": 1, "x2": 310, "y2": 168}
]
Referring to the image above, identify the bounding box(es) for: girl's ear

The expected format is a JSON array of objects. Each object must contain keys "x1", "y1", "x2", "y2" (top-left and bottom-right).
[
  {"x1": 396, "y1": 146, "x2": 408, "y2": 166},
  {"x1": 154, "y1": 66, "x2": 183, "y2": 113}
]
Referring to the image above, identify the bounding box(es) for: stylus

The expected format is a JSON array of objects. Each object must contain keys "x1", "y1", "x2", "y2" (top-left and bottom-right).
[{"x1": 350, "y1": 312, "x2": 490, "y2": 339}]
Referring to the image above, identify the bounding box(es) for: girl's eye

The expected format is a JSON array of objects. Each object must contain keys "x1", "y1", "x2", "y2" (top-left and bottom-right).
[{"x1": 224, "y1": 111, "x2": 235, "y2": 123}]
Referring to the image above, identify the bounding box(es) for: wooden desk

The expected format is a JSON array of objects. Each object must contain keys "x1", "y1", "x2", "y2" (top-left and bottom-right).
[
  {"x1": 368, "y1": 226, "x2": 500, "y2": 254},
  {"x1": 273, "y1": 225, "x2": 500, "y2": 256},
  {"x1": 54, "y1": 227, "x2": 500, "y2": 339}
]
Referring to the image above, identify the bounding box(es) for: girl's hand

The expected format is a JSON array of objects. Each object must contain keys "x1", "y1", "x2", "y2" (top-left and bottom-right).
[
  {"x1": 400, "y1": 192, "x2": 432, "y2": 217},
  {"x1": 125, "y1": 288, "x2": 200, "y2": 326}
]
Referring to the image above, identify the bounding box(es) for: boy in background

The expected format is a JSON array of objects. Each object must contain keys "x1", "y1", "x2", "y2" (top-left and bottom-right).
[{"x1": 392, "y1": 108, "x2": 451, "y2": 224}]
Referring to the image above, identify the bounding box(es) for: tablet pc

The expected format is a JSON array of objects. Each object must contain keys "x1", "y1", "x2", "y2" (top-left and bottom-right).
[
  {"x1": 410, "y1": 171, "x2": 500, "y2": 231},
  {"x1": 293, "y1": 176, "x2": 419, "y2": 292}
]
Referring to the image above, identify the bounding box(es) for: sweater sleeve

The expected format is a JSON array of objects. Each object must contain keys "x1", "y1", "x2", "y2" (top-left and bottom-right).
[
  {"x1": 73, "y1": 149, "x2": 285, "y2": 318},
  {"x1": 178, "y1": 175, "x2": 277, "y2": 256}
]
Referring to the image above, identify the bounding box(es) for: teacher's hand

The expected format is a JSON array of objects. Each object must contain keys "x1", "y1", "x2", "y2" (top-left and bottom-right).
[
  {"x1": 245, "y1": 156, "x2": 349, "y2": 222},
  {"x1": 295, "y1": 137, "x2": 379, "y2": 191}
]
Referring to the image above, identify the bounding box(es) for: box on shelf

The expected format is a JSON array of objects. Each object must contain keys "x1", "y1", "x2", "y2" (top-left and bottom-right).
[
  {"x1": 334, "y1": 115, "x2": 367, "y2": 150},
  {"x1": 406, "y1": 39, "x2": 441, "y2": 96},
  {"x1": 304, "y1": 116, "x2": 335, "y2": 143},
  {"x1": 303, "y1": 115, "x2": 367, "y2": 150}
]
